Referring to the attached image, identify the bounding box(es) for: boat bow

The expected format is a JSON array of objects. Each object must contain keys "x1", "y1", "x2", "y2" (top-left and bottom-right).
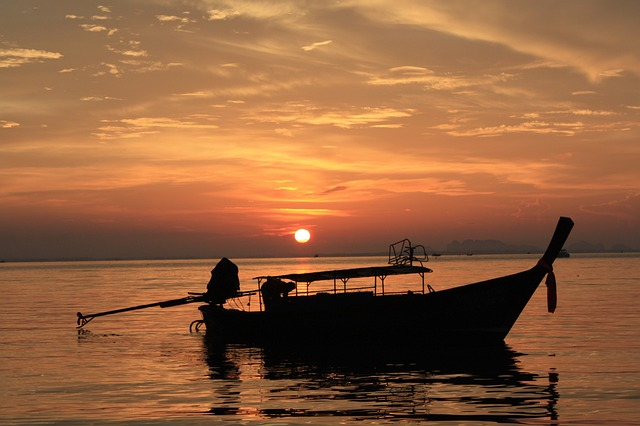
[{"x1": 535, "y1": 216, "x2": 574, "y2": 313}]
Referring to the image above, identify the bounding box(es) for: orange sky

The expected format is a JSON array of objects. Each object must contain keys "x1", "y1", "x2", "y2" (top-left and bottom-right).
[{"x1": 1, "y1": 1, "x2": 639, "y2": 260}]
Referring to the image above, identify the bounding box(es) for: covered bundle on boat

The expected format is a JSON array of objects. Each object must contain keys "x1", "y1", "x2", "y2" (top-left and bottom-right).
[{"x1": 205, "y1": 257, "x2": 240, "y2": 304}]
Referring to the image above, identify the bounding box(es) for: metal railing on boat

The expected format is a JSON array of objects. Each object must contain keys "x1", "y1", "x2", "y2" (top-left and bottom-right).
[{"x1": 252, "y1": 264, "x2": 432, "y2": 311}]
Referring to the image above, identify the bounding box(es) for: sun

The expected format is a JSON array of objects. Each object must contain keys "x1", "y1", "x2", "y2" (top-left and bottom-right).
[{"x1": 294, "y1": 228, "x2": 311, "y2": 243}]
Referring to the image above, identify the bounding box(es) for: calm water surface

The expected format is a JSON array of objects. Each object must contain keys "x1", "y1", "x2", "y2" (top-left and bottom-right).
[{"x1": 1, "y1": 254, "x2": 639, "y2": 425}]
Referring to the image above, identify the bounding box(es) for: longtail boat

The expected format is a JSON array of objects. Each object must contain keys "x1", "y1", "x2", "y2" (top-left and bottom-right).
[
  {"x1": 77, "y1": 217, "x2": 573, "y2": 347},
  {"x1": 198, "y1": 217, "x2": 574, "y2": 346}
]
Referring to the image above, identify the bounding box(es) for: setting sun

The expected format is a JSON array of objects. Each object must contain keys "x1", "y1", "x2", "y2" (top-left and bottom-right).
[{"x1": 294, "y1": 229, "x2": 311, "y2": 243}]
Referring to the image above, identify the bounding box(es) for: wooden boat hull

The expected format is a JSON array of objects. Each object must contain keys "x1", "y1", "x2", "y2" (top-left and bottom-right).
[{"x1": 199, "y1": 265, "x2": 547, "y2": 346}]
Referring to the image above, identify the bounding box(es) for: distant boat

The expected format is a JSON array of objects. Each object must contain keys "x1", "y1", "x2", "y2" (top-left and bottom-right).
[
  {"x1": 198, "y1": 217, "x2": 574, "y2": 347},
  {"x1": 557, "y1": 249, "x2": 570, "y2": 258}
]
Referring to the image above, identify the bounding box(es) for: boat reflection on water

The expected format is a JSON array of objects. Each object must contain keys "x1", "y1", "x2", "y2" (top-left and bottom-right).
[{"x1": 203, "y1": 339, "x2": 559, "y2": 423}]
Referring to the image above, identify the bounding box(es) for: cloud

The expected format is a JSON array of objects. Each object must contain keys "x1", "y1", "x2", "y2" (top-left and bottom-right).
[
  {"x1": 345, "y1": 0, "x2": 640, "y2": 81},
  {"x1": 275, "y1": 208, "x2": 341, "y2": 217},
  {"x1": 81, "y1": 96, "x2": 122, "y2": 102},
  {"x1": 513, "y1": 199, "x2": 551, "y2": 220},
  {"x1": 94, "y1": 116, "x2": 219, "y2": 139},
  {"x1": 156, "y1": 15, "x2": 195, "y2": 24},
  {"x1": 246, "y1": 103, "x2": 415, "y2": 129},
  {"x1": 304, "y1": 108, "x2": 413, "y2": 128},
  {"x1": 119, "y1": 117, "x2": 218, "y2": 128},
  {"x1": 321, "y1": 186, "x2": 348, "y2": 195},
  {"x1": 0, "y1": 48, "x2": 62, "y2": 68},
  {"x1": 447, "y1": 121, "x2": 584, "y2": 137},
  {"x1": 275, "y1": 128, "x2": 294, "y2": 137},
  {"x1": 581, "y1": 192, "x2": 640, "y2": 222},
  {"x1": 120, "y1": 49, "x2": 148, "y2": 58},
  {"x1": 302, "y1": 40, "x2": 333, "y2": 52},
  {"x1": 92, "y1": 63, "x2": 122, "y2": 77},
  {"x1": 367, "y1": 67, "x2": 514, "y2": 91},
  {"x1": 569, "y1": 109, "x2": 616, "y2": 116},
  {"x1": 80, "y1": 24, "x2": 109, "y2": 32},
  {"x1": 207, "y1": 9, "x2": 240, "y2": 20},
  {"x1": 1, "y1": 120, "x2": 20, "y2": 128},
  {"x1": 201, "y1": 2, "x2": 303, "y2": 22},
  {"x1": 599, "y1": 69, "x2": 624, "y2": 78}
]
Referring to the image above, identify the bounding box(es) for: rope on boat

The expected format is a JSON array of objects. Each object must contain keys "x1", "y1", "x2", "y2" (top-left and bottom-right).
[
  {"x1": 537, "y1": 258, "x2": 557, "y2": 313},
  {"x1": 190, "y1": 319, "x2": 205, "y2": 332}
]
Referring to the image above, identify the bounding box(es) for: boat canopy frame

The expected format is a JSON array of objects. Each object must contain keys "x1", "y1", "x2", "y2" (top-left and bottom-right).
[{"x1": 252, "y1": 239, "x2": 433, "y2": 311}]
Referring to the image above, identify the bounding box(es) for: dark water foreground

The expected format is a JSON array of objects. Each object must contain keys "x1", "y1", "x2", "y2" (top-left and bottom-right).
[{"x1": 203, "y1": 340, "x2": 559, "y2": 423}]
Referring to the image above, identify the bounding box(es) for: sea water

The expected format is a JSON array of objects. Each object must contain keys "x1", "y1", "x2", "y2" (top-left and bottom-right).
[{"x1": 0, "y1": 254, "x2": 639, "y2": 425}]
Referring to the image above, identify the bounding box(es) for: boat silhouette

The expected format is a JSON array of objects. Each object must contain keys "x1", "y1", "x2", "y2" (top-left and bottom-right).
[{"x1": 199, "y1": 217, "x2": 574, "y2": 346}]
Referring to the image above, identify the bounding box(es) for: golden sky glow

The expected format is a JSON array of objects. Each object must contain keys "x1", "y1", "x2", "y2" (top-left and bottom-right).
[{"x1": 1, "y1": 1, "x2": 639, "y2": 260}]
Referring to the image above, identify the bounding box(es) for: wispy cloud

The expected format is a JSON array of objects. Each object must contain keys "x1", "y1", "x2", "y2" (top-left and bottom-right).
[
  {"x1": 156, "y1": 15, "x2": 196, "y2": 24},
  {"x1": 206, "y1": 9, "x2": 240, "y2": 21},
  {"x1": 0, "y1": 48, "x2": 62, "y2": 68},
  {"x1": 245, "y1": 103, "x2": 415, "y2": 129},
  {"x1": 80, "y1": 24, "x2": 109, "y2": 32},
  {"x1": 94, "y1": 117, "x2": 219, "y2": 140},
  {"x1": 347, "y1": 0, "x2": 640, "y2": 81},
  {"x1": 302, "y1": 40, "x2": 333, "y2": 52},
  {"x1": 368, "y1": 66, "x2": 510, "y2": 91},
  {"x1": 81, "y1": 96, "x2": 122, "y2": 102},
  {"x1": 1, "y1": 120, "x2": 20, "y2": 128},
  {"x1": 447, "y1": 121, "x2": 584, "y2": 137},
  {"x1": 581, "y1": 192, "x2": 640, "y2": 222}
]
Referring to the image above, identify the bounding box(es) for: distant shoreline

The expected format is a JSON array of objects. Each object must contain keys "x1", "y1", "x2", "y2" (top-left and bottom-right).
[{"x1": 2, "y1": 250, "x2": 638, "y2": 263}]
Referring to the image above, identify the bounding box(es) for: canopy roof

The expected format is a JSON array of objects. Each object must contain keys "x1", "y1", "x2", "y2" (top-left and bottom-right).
[{"x1": 254, "y1": 264, "x2": 432, "y2": 284}]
